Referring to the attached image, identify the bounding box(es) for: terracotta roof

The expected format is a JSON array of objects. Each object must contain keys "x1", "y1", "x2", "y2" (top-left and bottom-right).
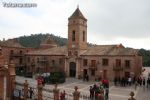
[
  {"x1": 26, "y1": 44, "x2": 139, "y2": 56},
  {"x1": 26, "y1": 46, "x2": 67, "y2": 56},
  {"x1": 0, "y1": 39, "x2": 23, "y2": 48},
  {"x1": 69, "y1": 7, "x2": 87, "y2": 20},
  {"x1": 81, "y1": 45, "x2": 139, "y2": 56}
]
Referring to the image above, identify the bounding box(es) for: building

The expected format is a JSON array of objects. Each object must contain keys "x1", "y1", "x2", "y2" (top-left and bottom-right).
[
  {"x1": 0, "y1": 7, "x2": 143, "y2": 81},
  {"x1": 25, "y1": 7, "x2": 142, "y2": 81},
  {"x1": 0, "y1": 47, "x2": 16, "y2": 100},
  {"x1": 0, "y1": 39, "x2": 35, "y2": 75}
]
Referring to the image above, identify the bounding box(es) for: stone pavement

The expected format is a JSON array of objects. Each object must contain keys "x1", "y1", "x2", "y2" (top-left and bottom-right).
[
  {"x1": 16, "y1": 68, "x2": 150, "y2": 100},
  {"x1": 15, "y1": 67, "x2": 150, "y2": 100},
  {"x1": 109, "y1": 85, "x2": 139, "y2": 100},
  {"x1": 16, "y1": 76, "x2": 150, "y2": 100}
]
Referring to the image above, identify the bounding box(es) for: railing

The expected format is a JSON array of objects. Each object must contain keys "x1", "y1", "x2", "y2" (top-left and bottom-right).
[
  {"x1": 10, "y1": 53, "x2": 24, "y2": 57},
  {"x1": 38, "y1": 59, "x2": 48, "y2": 63},
  {"x1": 124, "y1": 66, "x2": 131, "y2": 69},
  {"x1": 113, "y1": 66, "x2": 123, "y2": 71},
  {"x1": 15, "y1": 82, "x2": 91, "y2": 100}
]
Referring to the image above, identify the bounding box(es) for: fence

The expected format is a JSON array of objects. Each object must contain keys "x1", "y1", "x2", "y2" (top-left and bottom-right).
[{"x1": 14, "y1": 82, "x2": 91, "y2": 100}]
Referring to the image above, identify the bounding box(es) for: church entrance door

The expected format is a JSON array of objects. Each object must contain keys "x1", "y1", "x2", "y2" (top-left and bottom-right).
[{"x1": 69, "y1": 62, "x2": 76, "y2": 77}]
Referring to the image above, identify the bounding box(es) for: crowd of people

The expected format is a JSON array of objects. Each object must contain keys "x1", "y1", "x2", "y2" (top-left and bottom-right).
[
  {"x1": 13, "y1": 87, "x2": 34, "y2": 100},
  {"x1": 60, "y1": 90, "x2": 66, "y2": 100},
  {"x1": 89, "y1": 79, "x2": 109, "y2": 100},
  {"x1": 13, "y1": 72, "x2": 150, "y2": 100},
  {"x1": 113, "y1": 75, "x2": 150, "y2": 90}
]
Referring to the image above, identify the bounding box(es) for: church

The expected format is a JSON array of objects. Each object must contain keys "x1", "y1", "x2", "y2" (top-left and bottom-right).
[{"x1": 25, "y1": 7, "x2": 142, "y2": 81}]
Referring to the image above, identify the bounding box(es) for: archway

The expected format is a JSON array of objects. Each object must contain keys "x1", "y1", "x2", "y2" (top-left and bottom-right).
[{"x1": 69, "y1": 62, "x2": 76, "y2": 77}]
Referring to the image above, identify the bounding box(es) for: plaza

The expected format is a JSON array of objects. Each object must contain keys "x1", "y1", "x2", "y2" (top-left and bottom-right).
[{"x1": 15, "y1": 72, "x2": 150, "y2": 100}]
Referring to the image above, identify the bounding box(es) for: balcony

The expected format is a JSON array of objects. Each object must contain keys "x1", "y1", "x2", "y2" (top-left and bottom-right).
[
  {"x1": 113, "y1": 66, "x2": 123, "y2": 71},
  {"x1": 124, "y1": 66, "x2": 131, "y2": 70},
  {"x1": 89, "y1": 64, "x2": 97, "y2": 70},
  {"x1": 38, "y1": 59, "x2": 48, "y2": 63},
  {"x1": 10, "y1": 53, "x2": 24, "y2": 57}
]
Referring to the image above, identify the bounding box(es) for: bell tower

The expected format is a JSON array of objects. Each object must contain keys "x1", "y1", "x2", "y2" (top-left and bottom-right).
[{"x1": 68, "y1": 7, "x2": 87, "y2": 56}]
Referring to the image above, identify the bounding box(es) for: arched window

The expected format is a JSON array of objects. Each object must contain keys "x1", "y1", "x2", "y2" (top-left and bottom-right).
[
  {"x1": 83, "y1": 31, "x2": 85, "y2": 42},
  {"x1": 72, "y1": 30, "x2": 75, "y2": 41}
]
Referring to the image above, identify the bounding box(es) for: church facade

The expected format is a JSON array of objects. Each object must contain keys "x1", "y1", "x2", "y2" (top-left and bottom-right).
[{"x1": 25, "y1": 7, "x2": 142, "y2": 81}]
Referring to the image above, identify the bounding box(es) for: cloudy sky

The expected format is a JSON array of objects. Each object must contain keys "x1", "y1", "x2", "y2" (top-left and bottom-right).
[{"x1": 0, "y1": 0, "x2": 150, "y2": 49}]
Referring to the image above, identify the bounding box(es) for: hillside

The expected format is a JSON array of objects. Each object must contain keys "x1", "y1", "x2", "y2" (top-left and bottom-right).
[
  {"x1": 17, "y1": 33, "x2": 67, "y2": 48},
  {"x1": 139, "y1": 49, "x2": 150, "y2": 66}
]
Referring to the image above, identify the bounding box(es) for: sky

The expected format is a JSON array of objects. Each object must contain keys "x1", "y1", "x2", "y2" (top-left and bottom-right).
[{"x1": 0, "y1": 0, "x2": 150, "y2": 49}]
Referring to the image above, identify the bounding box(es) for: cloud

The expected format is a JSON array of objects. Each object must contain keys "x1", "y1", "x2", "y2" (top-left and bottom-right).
[{"x1": 0, "y1": 0, "x2": 150, "y2": 49}]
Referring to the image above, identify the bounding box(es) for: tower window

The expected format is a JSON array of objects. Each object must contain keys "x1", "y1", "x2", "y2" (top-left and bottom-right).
[
  {"x1": 83, "y1": 31, "x2": 85, "y2": 42},
  {"x1": 73, "y1": 20, "x2": 75, "y2": 23},
  {"x1": 72, "y1": 30, "x2": 75, "y2": 41}
]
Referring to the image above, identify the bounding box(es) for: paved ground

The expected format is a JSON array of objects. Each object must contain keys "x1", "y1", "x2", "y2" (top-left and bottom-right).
[
  {"x1": 15, "y1": 67, "x2": 150, "y2": 100},
  {"x1": 16, "y1": 76, "x2": 150, "y2": 100}
]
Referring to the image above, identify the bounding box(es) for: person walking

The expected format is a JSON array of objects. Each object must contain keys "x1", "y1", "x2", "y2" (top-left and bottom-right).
[
  {"x1": 147, "y1": 78, "x2": 150, "y2": 88},
  {"x1": 60, "y1": 90, "x2": 66, "y2": 100},
  {"x1": 60, "y1": 92, "x2": 63, "y2": 100},
  {"x1": 128, "y1": 77, "x2": 132, "y2": 86},
  {"x1": 105, "y1": 86, "x2": 109, "y2": 100},
  {"x1": 143, "y1": 78, "x2": 146, "y2": 90},
  {"x1": 89, "y1": 86, "x2": 94, "y2": 100},
  {"x1": 63, "y1": 90, "x2": 66, "y2": 100},
  {"x1": 29, "y1": 87, "x2": 34, "y2": 99},
  {"x1": 20, "y1": 89, "x2": 24, "y2": 99}
]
